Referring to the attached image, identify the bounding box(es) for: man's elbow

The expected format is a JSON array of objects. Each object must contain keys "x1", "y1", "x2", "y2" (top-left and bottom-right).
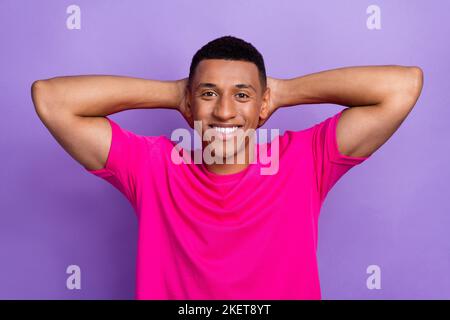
[
  {"x1": 407, "y1": 66, "x2": 424, "y2": 100},
  {"x1": 31, "y1": 80, "x2": 54, "y2": 119},
  {"x1": 392, "y1": 66, "x2": 424, "y2": 106},
  {"x1": 31, "y1": 80, "x2": 46, "y2": 106},
  {"x1": 381, "y1": 66, "x2": 424, "y2": 115}
]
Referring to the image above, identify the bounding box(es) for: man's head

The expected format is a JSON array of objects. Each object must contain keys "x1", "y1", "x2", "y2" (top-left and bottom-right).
[{"x1": 184, "y1": 36, "x2": 271, "y2": 163}]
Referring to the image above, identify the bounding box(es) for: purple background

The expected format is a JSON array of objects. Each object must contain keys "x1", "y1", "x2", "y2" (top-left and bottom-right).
[{"x1": 0, "y1": 0, "x2": 448, "y2": 299}]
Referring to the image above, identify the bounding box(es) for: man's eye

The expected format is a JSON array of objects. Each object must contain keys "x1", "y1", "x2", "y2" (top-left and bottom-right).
[
  {"x1": 200, "y1": 92, "x2": 249, "y2": 98},
  {"x1": 237, "y1": 93, "x2": 249, "y2": 99}
]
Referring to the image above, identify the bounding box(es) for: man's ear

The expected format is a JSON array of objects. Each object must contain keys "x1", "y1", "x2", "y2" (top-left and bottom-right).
[
  {"x1": 258, "y1": 86, "x2": 271, "y2": 127},
  {"x1": 185, "y1": 87, "x2": 195, "y2": 129}
]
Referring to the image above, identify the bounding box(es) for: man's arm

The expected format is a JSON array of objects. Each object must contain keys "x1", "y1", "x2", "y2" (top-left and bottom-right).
[
  {"x1": 31, "y1": 75, "x2": 186, "y2": 170},
  {"x1": 269, "y1": 65, "x2": 424, "y2": 157}
]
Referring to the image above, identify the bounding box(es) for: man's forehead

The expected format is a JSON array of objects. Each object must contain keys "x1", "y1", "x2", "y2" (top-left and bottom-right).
[
  {"x1": 194, "y1": 60, "x2": 259, "y2": 88},
  {"x1": 197, "y1": 59, "x2": 257, "y2": 73}
]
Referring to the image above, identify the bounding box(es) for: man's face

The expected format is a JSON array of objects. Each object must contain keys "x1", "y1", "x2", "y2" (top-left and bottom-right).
[{"x1": 186, "y1": 59, "x2": 270, "y2": 161}]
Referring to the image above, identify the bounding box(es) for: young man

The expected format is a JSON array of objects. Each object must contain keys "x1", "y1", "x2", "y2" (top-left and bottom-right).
[{"x1": 31, "y1": 36, "x2": 423, "y2": 299}]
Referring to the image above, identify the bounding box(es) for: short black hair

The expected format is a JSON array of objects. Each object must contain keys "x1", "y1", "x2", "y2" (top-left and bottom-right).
[{"x1": 188, "y1": 35, "x2": 267, "y2": 92}]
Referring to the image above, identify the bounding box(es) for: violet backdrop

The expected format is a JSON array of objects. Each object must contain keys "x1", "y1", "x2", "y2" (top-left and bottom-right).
[{"x1": 0, "y1": 0, "x2": 448, "y2": 299}]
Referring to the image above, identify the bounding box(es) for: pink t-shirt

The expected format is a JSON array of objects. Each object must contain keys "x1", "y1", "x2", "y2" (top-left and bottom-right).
[{"x1": 85, "y1": 110, "x2": 370, "y2": 300}]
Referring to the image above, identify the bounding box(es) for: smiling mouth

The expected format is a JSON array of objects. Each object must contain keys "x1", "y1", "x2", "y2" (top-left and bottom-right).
[
  {"x1": 207, "y1": 125, "x2": 244, "y2": 140},
  {"x1": 209, "y1": 125, "x2": 243, "y2": 134}
]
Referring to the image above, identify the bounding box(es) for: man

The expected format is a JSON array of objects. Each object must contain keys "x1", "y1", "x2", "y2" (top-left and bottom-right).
[{"x1": 31, "y1": 36, "x2": 423, "y2": 299}]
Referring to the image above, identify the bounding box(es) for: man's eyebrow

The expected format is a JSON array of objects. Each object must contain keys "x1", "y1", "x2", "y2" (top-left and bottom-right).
[
  {"x1": 235, "y1": 83, "x2": 257, "y2": 92},
  {"x1": 196, "y1": 83, "x2": 257, "y2": 92}
]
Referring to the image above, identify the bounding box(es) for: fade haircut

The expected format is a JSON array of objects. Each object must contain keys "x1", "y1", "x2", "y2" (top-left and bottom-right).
[{"x1": 188, "y1": 35, "x2": 267, "y2": 93}]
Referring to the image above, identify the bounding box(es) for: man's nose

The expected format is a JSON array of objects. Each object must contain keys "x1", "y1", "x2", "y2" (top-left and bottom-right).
[{"x1": 213, "y1": 97, "x2": 237, "y2": 120}]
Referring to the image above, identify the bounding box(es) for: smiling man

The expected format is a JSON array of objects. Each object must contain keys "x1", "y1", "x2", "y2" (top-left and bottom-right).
[
  {"x1": 31, "y1": 35, "x2": 423, "y2": 300},
  {"x1": 181, "y1": 51, "x2": 273, "y2": 175}
]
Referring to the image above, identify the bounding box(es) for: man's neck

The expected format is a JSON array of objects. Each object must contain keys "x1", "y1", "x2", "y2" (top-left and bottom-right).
[
  {"x1": 203, "y1": 144, "x2": 255, "y2": 175},
  {"x1": 203, "y1": 162, "x2": 250, "y2": 175}
]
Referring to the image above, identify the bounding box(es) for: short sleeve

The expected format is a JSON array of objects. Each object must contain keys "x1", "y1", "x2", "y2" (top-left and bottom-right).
[
  {"x1": 84, "y1": 117, "x2": 148, "y2": 208},
  {"x1": 312, "y1": 110, "x2": 371, "y2": 205}
]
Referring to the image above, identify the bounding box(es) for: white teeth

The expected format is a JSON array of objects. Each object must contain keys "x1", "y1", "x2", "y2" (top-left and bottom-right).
[{"x1": 212, "y1": 126, "x2": 239, "y2": 134}]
